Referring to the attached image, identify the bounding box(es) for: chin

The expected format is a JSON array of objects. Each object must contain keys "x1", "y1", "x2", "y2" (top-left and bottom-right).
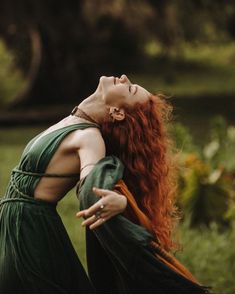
[
  {"x1": 99, "y1": 76, "x2": 106, "y2": 89},
  {"x1": 99, "y1": 75, "x2": 107, "y2": 81},
  {"x1": 100, "y1": 76, "x2": 114, "y2": 90},
  {"x1": 100, "y1": 75, "x2": 114, "y2": 81}
]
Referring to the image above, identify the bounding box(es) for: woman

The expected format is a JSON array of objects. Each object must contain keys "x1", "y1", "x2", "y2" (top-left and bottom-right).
[
  {"x1": 0, "y1": 74, "x2": 210, "y2": 293},
  {"x1": 76, "y1": 75, "x2": 212, "y2": 293},
  {"x1": 0, "y1": 75, "x2": 128, "y2": 293}
]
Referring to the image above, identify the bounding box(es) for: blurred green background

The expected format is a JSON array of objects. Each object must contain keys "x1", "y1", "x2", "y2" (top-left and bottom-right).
[{"x1": 0, "y1": 1, "x2": 235, "y2": 293}]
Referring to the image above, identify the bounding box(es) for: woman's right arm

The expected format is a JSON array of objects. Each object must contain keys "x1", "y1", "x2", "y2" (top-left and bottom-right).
[{"x1": 75, "y1": 128, "x2": 127, "y2": 228}]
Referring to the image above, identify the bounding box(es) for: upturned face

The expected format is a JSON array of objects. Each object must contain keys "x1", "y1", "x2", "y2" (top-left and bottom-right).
[{"x1": 98, "y1": 74, "x2": 150, "y2": 108}]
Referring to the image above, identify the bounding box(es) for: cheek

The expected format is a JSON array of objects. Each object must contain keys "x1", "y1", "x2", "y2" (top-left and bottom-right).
[
  {"x1": 104, "y1": 89, "x2": 126, "y2": 105},
  {"x1": 135, "y1": 90, "x2": 149, "y2": 104}
]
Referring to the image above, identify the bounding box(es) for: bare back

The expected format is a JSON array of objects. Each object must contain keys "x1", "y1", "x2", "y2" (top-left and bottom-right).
[{"x1": 32, "y1": 117, "x2": 105, "y2": 203}]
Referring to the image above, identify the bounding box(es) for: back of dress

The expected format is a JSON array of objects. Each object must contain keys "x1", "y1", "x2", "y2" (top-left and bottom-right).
[
  {"x1": 0, "y1": 123, "x2": 98, "y2": 294},
  {"x1": 4, "y1": 122, "x2": 98, "y2": 200}
]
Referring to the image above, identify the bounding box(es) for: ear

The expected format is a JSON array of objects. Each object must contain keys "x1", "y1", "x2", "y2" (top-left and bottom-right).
[{"x1": 109, "y1": 107, "x2": 125, "y2": 121}]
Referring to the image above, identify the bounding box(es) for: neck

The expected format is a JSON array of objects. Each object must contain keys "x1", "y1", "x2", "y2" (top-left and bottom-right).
[{"x1": 77, "y1": 92, "x2": 109, "y2": 124}]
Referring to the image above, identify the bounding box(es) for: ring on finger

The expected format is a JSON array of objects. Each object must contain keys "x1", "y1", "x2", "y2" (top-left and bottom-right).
[
  {"x1": 100, "y1": 203, "x2": 105, "y2": 210},
  {"x1": 95, "y1": 210, "x2": 102, "y2": 219}
]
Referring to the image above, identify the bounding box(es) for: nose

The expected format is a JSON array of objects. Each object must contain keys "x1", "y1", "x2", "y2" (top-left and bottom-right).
[{"x1": 120, "y1": 74, "x2": 130, "y2": 84}]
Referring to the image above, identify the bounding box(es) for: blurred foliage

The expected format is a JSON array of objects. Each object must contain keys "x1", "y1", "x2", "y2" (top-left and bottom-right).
[
  {"x1": 204, "y1": 117, "x2": 235, "y2": 172},
  {"x1": 0, "y1": 40, "x2": 25, "y2": 107},
  {"x1": 0, "y1": 0, "x2": 235, "y2": 107},
  {"x1": 177, "y1": 220, "x2": 235, "y2": 294},
  {"x1": 171, "y1": 117, "x2": 235, "y2": 228},
  {"x1": 135, "y1": 42, "x2": 235, "y2": 96},
  {"x1": 1, "y1": 39, "x2": 235, "y2": 107}
]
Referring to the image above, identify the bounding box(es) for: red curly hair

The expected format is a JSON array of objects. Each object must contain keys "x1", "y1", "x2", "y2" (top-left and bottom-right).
[{"x1": 101, "y1": 94, "x2": 180, "y2": 252}]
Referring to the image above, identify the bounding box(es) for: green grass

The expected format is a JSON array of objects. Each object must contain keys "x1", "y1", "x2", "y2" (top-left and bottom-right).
[
  {"x1": 177, "y1": 221, "x2": 235, "y2": 294},
  {"x1": 1, "y1": 126, "x2": 235, "y2": 293}
]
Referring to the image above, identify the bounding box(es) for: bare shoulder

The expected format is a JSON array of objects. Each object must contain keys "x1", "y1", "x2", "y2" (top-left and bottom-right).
[{"x1": 71, "y1": 127, "x2": 105, "y2": 149}]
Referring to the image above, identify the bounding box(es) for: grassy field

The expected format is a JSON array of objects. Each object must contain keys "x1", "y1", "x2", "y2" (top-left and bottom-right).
[{"x1": 1, "y1": 126, "x2": 235, "y2": 293}]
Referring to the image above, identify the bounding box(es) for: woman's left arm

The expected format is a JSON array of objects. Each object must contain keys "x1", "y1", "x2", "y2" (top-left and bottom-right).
[{"x1": 76, "y1": 187, "x2": 127, "y2": 229}]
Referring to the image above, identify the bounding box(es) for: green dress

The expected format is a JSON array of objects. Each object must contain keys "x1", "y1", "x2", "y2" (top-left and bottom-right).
[
  {"x1": 78, "y1": 156, "x2": 212, "y2": 294},
  {"x1": 0, "y1": 123, "x2": 98, "y2": 294}
]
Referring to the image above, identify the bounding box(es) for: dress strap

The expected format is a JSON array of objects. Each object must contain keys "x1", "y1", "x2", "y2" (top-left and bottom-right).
[
  {"x1": 0, "y1": 197, "x2": 57, "y2": 207},
  {"x1": 12, "y1": 168, "x2": 80, "y2": 178}
]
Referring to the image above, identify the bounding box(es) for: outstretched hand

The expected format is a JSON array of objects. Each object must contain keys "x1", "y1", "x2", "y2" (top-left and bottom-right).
[{"x1": 76, "y1": 187, "x2": 127, "y2": 230}]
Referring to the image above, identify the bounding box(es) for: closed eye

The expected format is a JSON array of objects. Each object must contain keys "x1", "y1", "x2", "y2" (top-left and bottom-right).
[
  {"x1": 134, "y1": 85, "x2": 138, "y2": 95},
  {"x1": 129, "y1": 84, "x2": 138, "y2": 95}
]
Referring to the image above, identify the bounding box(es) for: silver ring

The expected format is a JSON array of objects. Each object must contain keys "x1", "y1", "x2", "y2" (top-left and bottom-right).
[
  {"x1": 100, "y1": 204, "x2": 105, "y2": 210},
  {"x1": 95, "y1": 211, "x2": 102, "y2": 218}
]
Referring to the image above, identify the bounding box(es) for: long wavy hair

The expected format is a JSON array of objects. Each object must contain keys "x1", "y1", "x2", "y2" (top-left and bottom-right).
[{"x1": 101, "y1": 94, "x2": 180, "y2": 252}]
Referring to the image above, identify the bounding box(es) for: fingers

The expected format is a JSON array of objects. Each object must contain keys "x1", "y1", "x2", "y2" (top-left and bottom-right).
[
  {"x1": 83, "y1": 212, "x2": 111, "y2": 230},
  {"x1": 75, "y1": 188, "x2": 127, "y2": 230},
  {"x1": 89, "y1": 218, "x2": 105, "y2": 230},
  {"x1": 89, "y1": 216, "x2": 111, "y2": 230},
  {"x1": 81, "y1": 210, "x2": 108, "y2": 225},
  {"x1": 76, "y1": 210, "x2": 87, "y2": 218},
  {"x1": 78, "y1": 211, "x2": 110, "y2": 230},
  {"x1": 77, "y1": 200, "x2": 105, "y2": 218},
  {"x1": 92, "y1": 187, "x2": 113, "y2": 197},
  {"x1": 76, "y1": 187, "x2": 111, "y2": 219},
  {"x1": 81, "y1": 215, "x2": 98, "y2": 227}
]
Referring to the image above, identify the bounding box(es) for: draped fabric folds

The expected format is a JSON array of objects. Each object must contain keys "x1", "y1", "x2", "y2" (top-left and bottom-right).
[
  {"x1": 0, "y1": 196, "x2": 95, "y2": 294},
  {"x1": 0, "y1": 123, "x2": 99, "y2": 294},
  {"x1": 79, "y1": 155, "x2": 212, "y2": 294}
]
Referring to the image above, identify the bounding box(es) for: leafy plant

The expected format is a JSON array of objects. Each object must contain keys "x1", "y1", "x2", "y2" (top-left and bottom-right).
[{"x1": 171, "y1": 117, "x2": 235, "y2": 228}]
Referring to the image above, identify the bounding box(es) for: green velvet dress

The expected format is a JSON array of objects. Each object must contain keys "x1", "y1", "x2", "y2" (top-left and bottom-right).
[{"x1": 0, "y1": 123, "x2": 98, "y2": 294}]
